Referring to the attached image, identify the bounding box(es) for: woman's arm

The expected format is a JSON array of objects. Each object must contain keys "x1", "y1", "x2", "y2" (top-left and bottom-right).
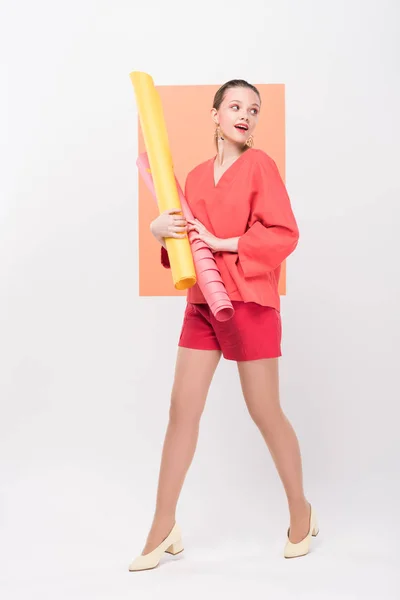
[
  {"x1": 215, "y1": 237, "x2": 240, "y2": 253},
  {"x1": 151, "y1": 229, "x2": 167, "y2": 250},
  {"x1": 150, "y1": 208, "x2": 187, "y2": 268}
]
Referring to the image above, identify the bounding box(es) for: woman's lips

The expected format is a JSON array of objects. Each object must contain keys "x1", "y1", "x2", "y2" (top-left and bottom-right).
[{"x1": 234, "y1": 125, "x2": 248, "y2": 135}]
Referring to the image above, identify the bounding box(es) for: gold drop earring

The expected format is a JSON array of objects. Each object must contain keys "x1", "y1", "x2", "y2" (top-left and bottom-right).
[
  {"x1": 245, "y1": 134, "x2": 254, "y2": 148},
  {"x1": 215, "y1": 123, "x2": 225, "y2": 164},
  {"x1": 214, "y1": 124, "x2": 225, "y2": 143}
]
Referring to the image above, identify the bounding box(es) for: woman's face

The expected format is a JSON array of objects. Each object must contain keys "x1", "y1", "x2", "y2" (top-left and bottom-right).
[{"x1": 212, "y1": 87, "x2": 260, "y2": 146}]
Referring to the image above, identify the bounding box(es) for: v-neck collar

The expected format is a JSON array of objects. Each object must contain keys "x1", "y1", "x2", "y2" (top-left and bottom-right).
[{"x1": 211, "y1": 148, "x2": 254, "y2": 188}]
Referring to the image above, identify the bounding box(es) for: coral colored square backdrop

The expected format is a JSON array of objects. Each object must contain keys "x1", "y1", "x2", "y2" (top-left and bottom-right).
[{"x1": 137, "y1": 84, "x2": 287, "y2": 296}]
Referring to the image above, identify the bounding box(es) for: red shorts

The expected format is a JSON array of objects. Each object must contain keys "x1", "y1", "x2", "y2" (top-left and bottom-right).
[{"x1": 178, "y1": 301, "x2": 282, "y2": 361}]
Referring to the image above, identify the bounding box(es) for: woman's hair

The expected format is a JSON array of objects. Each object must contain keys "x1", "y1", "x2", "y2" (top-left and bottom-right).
[
  {"x1": 213, "y1": 79, "x2": 261, "y2": 111},
  {"x1": 212, "y1": 79, "x2": 261, "y2": 148}
]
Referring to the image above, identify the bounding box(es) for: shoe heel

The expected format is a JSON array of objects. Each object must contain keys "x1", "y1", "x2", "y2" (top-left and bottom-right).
[
  {"x1": 312, "y1": 525, "x2": 319, "y2": 537},
  {"x1": 165, "y1": 538, "x2": 184, "y2": 555}
]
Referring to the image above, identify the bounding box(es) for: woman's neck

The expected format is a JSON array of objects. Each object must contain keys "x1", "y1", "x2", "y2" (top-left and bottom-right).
[{"x1": 215, "y1": 141, "x2": 247, "y2": 166}]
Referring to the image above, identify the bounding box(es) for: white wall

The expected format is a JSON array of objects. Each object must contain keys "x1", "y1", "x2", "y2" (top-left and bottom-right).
[{"x1": 1, "y1": 1, "x2": 399, "y2": 598}]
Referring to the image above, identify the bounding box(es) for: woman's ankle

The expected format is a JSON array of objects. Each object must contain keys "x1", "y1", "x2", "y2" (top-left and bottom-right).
[
  {"x1": 152, "y1": 513, "x2": 176, "y2": 526},
  {"x1": 288, "y1": 497, "x2": 309, "y2": 515}
]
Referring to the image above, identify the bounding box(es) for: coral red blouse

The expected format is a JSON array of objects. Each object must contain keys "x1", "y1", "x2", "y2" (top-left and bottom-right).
[{"x1": 161, "y1": 148, "x2": 299, "y2": 312}]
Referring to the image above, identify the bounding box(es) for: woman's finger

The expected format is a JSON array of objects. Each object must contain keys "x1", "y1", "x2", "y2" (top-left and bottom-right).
[
  {"x1": 191, "y1": 234, "x2": 206, "y2": 244},
  {"x1": 173, "y1": 222, "x2": 187, "y2": 229},
  {"x1": 188, "y1": 218, "x2": 203, "y2": 227},
  {"x1": 191, "y1": 220, "x2": 206, "y2": 233}
]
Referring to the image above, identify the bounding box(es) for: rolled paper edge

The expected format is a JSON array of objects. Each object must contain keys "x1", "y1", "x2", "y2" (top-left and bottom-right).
[
  {"x1": 210, "y1": 299, "x2": 233, "y2": 309},
  {"x1": 175, "y1": 275, "x2": 197, "y2": 291},
  {"x1": 214, "y1": 306, "x2": 235, "y2": 322}
]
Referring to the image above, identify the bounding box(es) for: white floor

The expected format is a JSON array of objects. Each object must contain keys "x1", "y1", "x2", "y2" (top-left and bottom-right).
[
  {"x1": 1, "y1": 377, "x2": 399, "y2": 600},
  {"x1": 1, "y1": 494, "x2": 399, "y2": 600}
]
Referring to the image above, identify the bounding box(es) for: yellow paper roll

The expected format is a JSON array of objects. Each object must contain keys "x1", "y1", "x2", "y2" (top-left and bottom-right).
[{"x1": 130, "y1": 71, "x2": 196, "y2": 290}]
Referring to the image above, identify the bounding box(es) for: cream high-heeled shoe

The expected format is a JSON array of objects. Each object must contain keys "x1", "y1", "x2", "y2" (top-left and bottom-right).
[
  {"x1": 128, "y1": 523, "x2": 184, "y2": 571},
  {"x1": 284, "y1": 504, "x2": 319, "y2": 558}
]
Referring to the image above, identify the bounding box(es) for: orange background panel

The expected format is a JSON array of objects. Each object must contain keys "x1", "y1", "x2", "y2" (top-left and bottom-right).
[{"x1": 138, "y1": 84, "x2": 287, "y2": 296}]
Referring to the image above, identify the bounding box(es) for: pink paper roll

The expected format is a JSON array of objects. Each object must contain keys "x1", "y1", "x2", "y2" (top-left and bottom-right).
[
  {"x1": 194, "y1": 258, "x2": 219, "y2": 271},
  {"x1": 137, "y1": 152, "x2": 234, "y2": 322},
  {"x1": 203, "y1": 282, "x2": 227, "y2": 293}
]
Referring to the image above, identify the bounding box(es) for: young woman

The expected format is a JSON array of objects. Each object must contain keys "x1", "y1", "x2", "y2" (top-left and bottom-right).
[{"x1": 129, "y1": 79, "x2": 318, "y2": 572}]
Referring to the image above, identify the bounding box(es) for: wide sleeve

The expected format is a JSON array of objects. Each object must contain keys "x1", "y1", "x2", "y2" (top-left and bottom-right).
[
  {"x1": 236, "y1": 154, "x2": 299, "y2": 278},
  {"x1": 160, "y1": 245, "x2": 170, "y2": 268}
]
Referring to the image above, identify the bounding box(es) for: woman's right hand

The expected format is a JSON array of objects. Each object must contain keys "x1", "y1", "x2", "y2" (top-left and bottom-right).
[{"x1": 150, "y1": 208, "x2": 188, "y2": 240}]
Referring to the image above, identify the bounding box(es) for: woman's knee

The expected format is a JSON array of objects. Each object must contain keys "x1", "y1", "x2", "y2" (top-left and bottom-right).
[
  {"x1": 246, "y1": 401, "x2": 284, "y2": 431},
  {"x1": 168, "y1": 391, "x2": 205, "y2": 425}
]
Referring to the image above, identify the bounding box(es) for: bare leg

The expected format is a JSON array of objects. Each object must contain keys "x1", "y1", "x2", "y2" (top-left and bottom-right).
[
  {"x1": 141, "y1": 347, "x2": 221, "y2": 554},
  {"x1": 237, "y1": 357, "x2": 310, "y2": 543}
]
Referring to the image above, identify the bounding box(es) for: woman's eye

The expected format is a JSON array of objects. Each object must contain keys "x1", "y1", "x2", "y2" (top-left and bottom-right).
[{"x1": 231, "y1": 104, "x2": 258, "y2": 115}]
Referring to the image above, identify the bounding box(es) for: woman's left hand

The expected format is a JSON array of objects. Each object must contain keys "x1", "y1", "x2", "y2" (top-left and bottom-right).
[{"x1": 187, "y1": 218, "x2": 222, "y2": 253}]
